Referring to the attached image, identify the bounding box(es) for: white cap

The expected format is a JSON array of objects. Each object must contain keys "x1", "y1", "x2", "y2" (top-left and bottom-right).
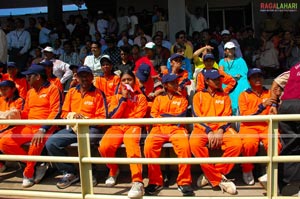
[
  {"x1": 42, "y1": 46, "x2": 54, "y2": 53},
  {"x1": 100, "y1": 54, "x2": 112, "y2": 63},
  {"x1": 224, "y1": 41, "x2": 236, "y2": 49},
  {"x1": 145, "y1": 42, "x2": 155, "y2": 49},
  {"x1": 221, "y1": 29, "x2": 230, "y2": 35}
]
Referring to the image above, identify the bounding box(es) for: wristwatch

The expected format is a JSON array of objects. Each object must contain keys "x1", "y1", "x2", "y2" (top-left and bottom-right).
[{"x1": 39, "y1": 128, "x2": 47, "y2": 134}]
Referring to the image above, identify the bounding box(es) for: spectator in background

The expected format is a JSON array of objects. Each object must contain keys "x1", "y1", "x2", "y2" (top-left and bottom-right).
[
  {"x1": 103, "y1": 36, "x2": 121, "y2": 66},
  {"x1": 84, "y1": 42, "x2": 102, "y2": 77},
  {"x1": 201, "y1": 29, "x2": 219, "y2": 61},
  {"x1": 278, "y1": 31, "x2": 294, "y2": 71},
  {"x1": 134, "y1": 27, "x2": 152, "y2": 47},
  {"x1": 242, "y1": 27, "x2": 259, "y2": 68},
  {"x1": 288, "y1": 35, "x2": 300, "y2": 67},
  {"x1": 0, "y1": 24, "x2": 7, "y2": 64},
  {"x1": 152, "y1": 8, "x2": 169, "y2": 40},
  {"x1": 107, "y1": 13, "x2": 118, "y2": 36},
  {"x1": 26, "y1": 17, "x2": 40, "y2": 46},
  {"x1": 153, "y1": 34, "x2": 170, "y2": 65},
  {"x1": 79, "y1": 40, "x2": 92, "y2": 64},
  {"x1": 59, "y1": 41, "x2": 81, "y2": 66},
  {"x1": 117, "y1": 7, "x2": 130, "y2": 36},
  {"x1": 114, "y1": 46, "x2": 134, "y2": 75},
  {"x1": 218, "y1": 29, "x2": 242, "y2": 60},
  {"x1": 128, "y1": 6, "x2": 139, "y2": 39},
  {"x1": 171, "y1": 31, "x2": 193, "y2": 60},
  {"x1": 31, "y1": 47, "x2": 43, "y2": 64},
  {"x1": 97, "y1": 11, "x2": 108, "y2": 38},
  {"x1": 72, "y1": 15, "x2": 89, "y2": 44},
  {"x1": 185, "y1": 6, "x2": 208, "y2": 36},
  {"x1": 39, "y1": 60, "x2": 63, "y2": 92},
  {"x1": 117, "y1": 32, "x2": 133, "y2": 48},
  {"x1": 38, "y1": 18, "x2": 53, "y2": 48},
  {"x1": 53, "y1": 39, "x2": 64, "y2": 59},
  {"x1": 155, "y1": 31, "x2": 171, "y2": 50},
  {"x1": 7, "y1": 18, "x2": 31, "y2": 71},
  {"x1": 261, "y1": 12, "x2": 279, "y2": 32},
  {"x1": 131, "y1": 44, "x2": 141, "y2": 63}
]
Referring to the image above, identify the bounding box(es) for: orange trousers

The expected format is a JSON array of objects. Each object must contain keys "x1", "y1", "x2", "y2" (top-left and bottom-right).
[
  {"x1": 239, "y1": 124, "x2": 282, "y2": 173},
  {"x1": 144, "y1": 126, "x2": 192, "y2": 186},
  {"x1": 98, "y1": 125, "x2": 143, "y2": 182},
  {"x1": 190, "y1": 127, "x2": 242, "y2": 187},
  {"x1": 0, "y1": 125, "x2": 56, "y2": 178}
]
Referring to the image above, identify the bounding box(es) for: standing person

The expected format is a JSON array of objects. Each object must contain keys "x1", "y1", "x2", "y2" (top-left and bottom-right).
[
  {"x1": 269, "y1": 61, "x2": 300, "y2": 194},
  {"x1": 7, "y1": 18, "x2": 31, "y2": 71},
  {"x1": 117, "y1": 7, "x2": 130, "y2": 36},
  {"x1": 239, "y1": 68, "x2": 281, "y2": 185},
  {"x1": 96, "y1": 11, "x2": 108, "y2": 38},
  {"x1": 0, "y1": 24, "x2": 7, "y2": 64},
  {"x1": 185, "y1": 6, "x2": 208, "y2": 35},
  {"x1": 128, "y1": 6, "x2": 139, "y2": 39},
  {"x1": 189, "y1": 69, "x2": 242, "y2": 195},
  {"x1": 219, "y1": 41, "x2": 250, "y2": 115},
  {"x1": 99, "y1": 70, "x2": 147, "y2": 199},
  {"x1": 144, "y1": 73, "x2": 194, "y2": 197},
  {"x1": 84, "y1": 42, "x2": 102, "y2": 77},
  {"x1": 0, "y1": 64, "x2": 62, "y2": 188},
  {"x1": 46, "y1": 66, "x2": 107, "y2": 189}
]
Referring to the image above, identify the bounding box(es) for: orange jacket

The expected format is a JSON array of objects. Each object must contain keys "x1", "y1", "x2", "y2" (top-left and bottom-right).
[
  {"x1": 150, "y1": 93, "x2": 188, "y2": 126},
  {"x1": 8, "y1": 76, "x2": 28, "y2": 100},
  {"x1": 108, "y1": 92, "x2": 148, "y2": 119},
  {"x1": 48, "y1": 76, "x2": 63, "y2": 92},
  {"x1": 0, "y1": 73, "x2": 9, "y2": 82},
  {"x1": 192, "y1": 89, "x2": 232, "y2": 133},
  {"x1": 94, "y1": 75, "x2": 120, "y2": 104},
  {"x1": 238, "y1": 87, "x2": 271, "y2": 127},
  {"x1": 62, "y1": 85, "x2": 107, "y2": 119},
  {"x1": 22, "y1": 81, "x2": 62, "y2": 130},
  {"x1": 196, "y1": 69, "x2": 236, "y2": 93}
]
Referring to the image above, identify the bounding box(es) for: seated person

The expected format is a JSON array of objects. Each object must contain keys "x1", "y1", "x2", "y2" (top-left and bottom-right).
[{"x1": 39, "y1": 60, "x2": 63, "y2": 92}]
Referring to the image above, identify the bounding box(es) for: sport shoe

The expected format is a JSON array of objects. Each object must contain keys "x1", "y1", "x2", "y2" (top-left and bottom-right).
[
  {"x1": 178, "y1": 185, "x2": 195, "y2": 196},
  {"x1": 219, "y1": 175, "x2": 237, "y2": 195},
  {"x1": 105, "y1": 169, "x2": 119, "y2": 187},
  {"x1": 34, "y1": 162, "x2": 49, "y2": 184},
  {"x1": 0, "y1": 163, "x2": 6, "y2": 173},
  {"x1": 22, "y1": 176, "x2": 35, "y2": 188},
  {"x1": 243, "y1": 171, "x2": 255, "y2": 185},
  {"x1": 56, "y1": 173, "x2": 79, "y2": 189},
  {"x1": 197, "y1": 174, "x2": 209, "y2": 187},
  {"x1": 145, "y1": 184, "x2": 163, "y2": 195},
  {"x1": 128, "y1": 182, "x2": 144, "y2": 199},
  {"x1": 258, "y1": 173, "x2": 267, "y2": 190}
]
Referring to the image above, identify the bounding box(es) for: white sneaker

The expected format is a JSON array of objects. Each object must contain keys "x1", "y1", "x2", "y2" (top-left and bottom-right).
[
  {"x1": 105, "y1": 169, "x2": 119, "y2": 187},
  {"x1": 128, "y1": 182, "x2": 144, "y2": 199},
  {"x1": 258, "y1": 174, "x2": 267, "y2": 190},
  {"x1": 0, "y1": 163, "x2": 6, "y2": 173},
  {"x1": 243, "y1": 171, "x2": 255, "y2": 185},
  {"x1": 197, "y1": 174, "x2": 209, "y2": 187},
  {"x1": 22, "y1": 176, "x2": 35, "y2": 188},
  {"x1": 219, "y1": 175, "x2": 237, "y2": 195}
]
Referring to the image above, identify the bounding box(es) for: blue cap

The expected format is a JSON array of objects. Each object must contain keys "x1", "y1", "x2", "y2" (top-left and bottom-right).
[
  {"x1": 203, "y1": 69, "x2": 222, "y2": 79},
  {"x1": 203, "y1": 53, "x2": 215, "y2": 61},
  {"x1": 7, "y1": 62, "x2": 17, "y2": 68},
  {"x1": 77, "y1": 66, "x2": 93, "y2": 74},
  {"x1": 21, "y1": 64, "x2": 46, "y2": 75},
  {"x1": 247, "y1": 68, "x2": 263, "y2": 78},
  {"x1": 162, "y1": 73, "x2": 178, "y2": 84},
  {"x1": 136, "y1": 63, "x2": 150, "y2": 82},
  {"x1": 170, "y1": 53, "x2": 184, "y2": 61},
  {"x1": 0, "y1": 80, "x2": 16, "y2": 87},
  {"x1": 39, "y1": 60, "x2": 53, "y2": 67}
]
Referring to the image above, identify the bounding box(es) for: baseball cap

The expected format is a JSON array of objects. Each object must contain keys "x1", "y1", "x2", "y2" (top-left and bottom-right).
[
  {"x1": 100, "y1": 55, "x2": 112, "y2": 64},
  {"x1": 221, "y1": 29, "x2": 230, "y2": 35},
  {"x1": 21, "y1": 64, "x2": 46, "y2": 75},
  {"x1": 161, "y1": 73, "x2": 178, "y2": 84},
  {"x1": 39, "y1": 60, "x2": 53, "y2": 67},
  {"x1": 0, "y1": 80, "x2": 16, "y2": 88},
  {"x1": 136, "y1": 63, "x2": 151, "y2": 82},
  {"x1": 203, "y1": 69, "x2": 223, "y2": 79},
  {"x1": 42, "y1": 46, "x2": 54, "y2": 53},
  {"x1": 145, "y1": 42, "x2": 156, "y2": 49},
  {"x1": 170, "y1": 53, "x2": 184, "y2": 61},
  {"x1": 77, "y1": 66, "x2": 93, "y2": 74},
  {"x1": 203, "y1": 53, "x2": 215, "y2": 61},
  {"x1": 224, "y1": 41, "x2": 236, "y2": 49},
  {"x1": 7, "y1": 62, "x2": 17, "y2": 68},
  {"x1": 247, "y1": 68, "x2": 263, "y2": 78}
]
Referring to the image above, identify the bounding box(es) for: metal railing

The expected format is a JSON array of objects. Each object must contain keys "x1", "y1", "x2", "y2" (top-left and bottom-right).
[{"x1": 0, "y1": 115, "x2": 300, "y2": 199}]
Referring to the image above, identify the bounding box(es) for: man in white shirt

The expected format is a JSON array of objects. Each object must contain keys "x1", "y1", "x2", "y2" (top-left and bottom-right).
[
  {"x1": 83, "y1": 42, "x2": 102, "y2": 77},
  {"x1": 7, "y1": 18, "x2": 31, "y2": 71},
  {"x1": 42, "y1": 46, "x2": 72, "y2": 85},
  {"x1": 96, "y1": 11, "x2": 108, "y2": 38},
  {"x1": 185, "y1": 6, "x2": 208, "y2": 36}
]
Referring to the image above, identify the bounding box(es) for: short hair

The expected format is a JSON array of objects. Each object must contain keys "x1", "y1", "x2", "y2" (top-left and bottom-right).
[
  {"x1": 91, "y1": 41, "x2": 101, "y2": 48},
  {"x1": 120, "y1": 46, "x2": 131, "y2": 54},
  {"x1": 173, "y1": 43, "x2": 186, "y2": 53},
  {"x1": 175, "y1": 30, "x2": 186, "y2": 39}
]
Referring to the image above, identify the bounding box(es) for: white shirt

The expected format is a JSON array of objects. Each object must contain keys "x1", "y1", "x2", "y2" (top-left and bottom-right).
[
  {"x1": 0, "y1": 28, "x2": 7, "y2": 63},
  {"x1": 7, "y1": 28, "x2": 31, "y2": 54},
  {"x1": 39, "y1": 27, "x2": 51, "y2": 45},
  {"x1": 44, "y1": 58, "x2": 72, "y2": 84},
  {"x1": 84, "y1": 54, "x2": 102, "y2": 76},
  {"x1": 185, "y1": 8, "x2": 208, "y2": 35},
  {"x1": 96, "y1": 19, "x2": 108, "y2": 37},
  {"x1": 129, "y1": 15, "x2": 138, "y2": 36}
]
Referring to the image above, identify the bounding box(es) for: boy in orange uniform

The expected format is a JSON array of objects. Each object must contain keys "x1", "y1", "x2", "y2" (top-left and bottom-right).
[
  {"x1": 93, "y1": 55, "x2": 120, "y2": 104},
  {"x1": 190, "y1": 69, "x2": 242, "y2": 195},
  {"x1": 46, "y1": 66, "x2": 108, "y2": 189},
  {"x1": 0, "y1": 64, "x2": 62, "y2": 188},
  {"x1": 144, "y1": 73, "x2": 194, "y2": 196},
  {"x1": 99, "y1": 70, "x2": 148, "y2": 199},
  {"x1": 195, "y1": 53, "x2": 236, "y2": 93},
  {"x1": 238, "y1": 68, "x2": 281, "y2": 186}
]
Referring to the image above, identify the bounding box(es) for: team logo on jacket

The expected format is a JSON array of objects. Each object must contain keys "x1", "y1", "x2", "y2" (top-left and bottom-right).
[
  {"x1": 39, "y1": 94, "x2": 47, "y2": 98},
  {"x1": 215, "y1": 100, "x2": 224, "y2": 104},
  {"x1": 84, "y1": 101, "x2": 93, "y2": 105},
  {"x1": 172, "y1": 101, "x2": 181, "y2": 106}
]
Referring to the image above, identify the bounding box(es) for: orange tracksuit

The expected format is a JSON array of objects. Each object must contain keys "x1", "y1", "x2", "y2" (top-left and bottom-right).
[
  {"x1": 99, "y1": 92, "x2": 148, "y2": 182},
  {"x1": 0, "y1": 82, "x2": 62, "y2": 178},
  {"x1": 48, "y1": 75, "x2": 63, "y2": 93},
  {"x1": 144, "y1": 93, "x2": 192, "y2": 186},
  {"x1": 94, "y1": 74, "x2": 120, "y2": 104},
  {"x1": 238, "y1": 88, "x2": 282, "y2": 173},
  {"x1": 0, "y1": 73, "x2": 9, "y2": 82},
  {"x1": 190, "y1": 90, "x2": 242, "y2": 187},
  {"x1": 0, "y1": 96, "x2": 24, "y2": 132},
  {"x1": 196, "y1": 69, "x2": 236, "y2": 93},
  {"x1": 62, "y1": 85, "x2": 107, "y2": 119},
  {"x1": 8, "y1": 76, "x2": 28, "y2": 100}
]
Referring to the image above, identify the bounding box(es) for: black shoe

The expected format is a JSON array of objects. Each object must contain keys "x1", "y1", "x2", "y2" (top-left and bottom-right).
[
  {"x1": 145, "y1": 184, "x2": 163, "y2": 195},
  {"x1": 178, "y1": 185, "x2": 195, "y2": 196}
]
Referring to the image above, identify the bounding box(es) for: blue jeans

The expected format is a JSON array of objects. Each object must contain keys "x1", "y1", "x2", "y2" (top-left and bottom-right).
[{"x1": 45, "y1": 127, "x2": 102, "y2": 174}]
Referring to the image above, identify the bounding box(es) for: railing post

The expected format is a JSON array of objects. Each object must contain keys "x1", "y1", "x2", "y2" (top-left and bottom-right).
[{"x1": 77, "y1": 123, "x2": 93, "y2": 199}]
